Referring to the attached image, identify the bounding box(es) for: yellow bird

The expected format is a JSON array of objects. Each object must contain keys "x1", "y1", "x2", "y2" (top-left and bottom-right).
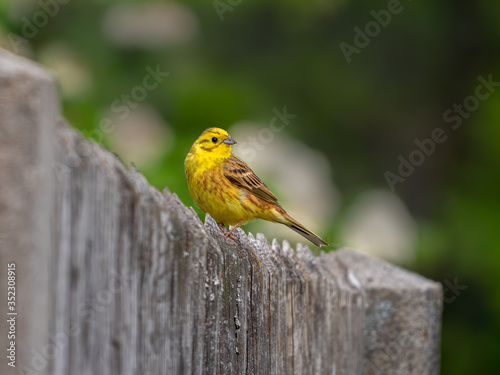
[{"x1": 184, "y1": 128, "x2": 328, "y2": 247}]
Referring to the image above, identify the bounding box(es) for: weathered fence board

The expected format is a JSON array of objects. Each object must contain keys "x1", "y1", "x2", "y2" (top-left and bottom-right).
[{"x1": 0, "y1": 49, "x2": 442, "y2": 375}]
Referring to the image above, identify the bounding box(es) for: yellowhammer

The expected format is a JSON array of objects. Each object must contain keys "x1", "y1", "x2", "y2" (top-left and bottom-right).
[{"x1": 185, "y1": 128, "x2": 328, "y2": 247}]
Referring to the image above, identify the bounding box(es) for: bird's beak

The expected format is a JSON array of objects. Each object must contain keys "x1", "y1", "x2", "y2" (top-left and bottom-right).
[{"x1": 223, "y1": 137, "x2": 237, "y2": 145}]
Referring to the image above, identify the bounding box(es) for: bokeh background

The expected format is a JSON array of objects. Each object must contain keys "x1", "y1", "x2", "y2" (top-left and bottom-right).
[{"x1": 2, "y1": 0, "x2": 500, "y2": 373}]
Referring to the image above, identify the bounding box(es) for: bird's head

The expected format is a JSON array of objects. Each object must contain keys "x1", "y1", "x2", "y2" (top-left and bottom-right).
[{"x1": 191, "y1": 127, "x2": 237, "y2": 160}]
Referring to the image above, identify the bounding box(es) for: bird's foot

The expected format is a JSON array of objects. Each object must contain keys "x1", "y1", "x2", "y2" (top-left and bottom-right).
[{"x1": 217, "y1": 221, "x2": 242, "y2": 242}]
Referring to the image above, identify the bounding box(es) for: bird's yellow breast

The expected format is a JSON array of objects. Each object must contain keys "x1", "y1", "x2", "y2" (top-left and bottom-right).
[{"x1": 185, "y1": 152, "x2": 260, "y2": 225}]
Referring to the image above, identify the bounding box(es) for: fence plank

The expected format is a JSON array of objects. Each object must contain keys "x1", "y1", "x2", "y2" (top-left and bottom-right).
[
  {"x1": 0, "y1": 49, "x2": 442, "y2": 375},
  {"x1": 0, "y1": 50, "x2": 57, "y2": 375}
]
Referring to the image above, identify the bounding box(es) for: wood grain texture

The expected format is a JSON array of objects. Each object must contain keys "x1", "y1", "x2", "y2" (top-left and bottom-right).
[{"x1": 0, "y1": 50, "x2": 442, "y2": 375}]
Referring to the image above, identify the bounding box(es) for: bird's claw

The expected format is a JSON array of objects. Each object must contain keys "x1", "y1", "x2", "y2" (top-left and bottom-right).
[{"x1": 217, "y1": 222, "x2": 239, "y2": 243}]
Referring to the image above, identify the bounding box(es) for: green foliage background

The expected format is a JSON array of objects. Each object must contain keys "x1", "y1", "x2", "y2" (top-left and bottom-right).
[{"x1": 2, "y1": 0, "x2": 500, "y2": 373}]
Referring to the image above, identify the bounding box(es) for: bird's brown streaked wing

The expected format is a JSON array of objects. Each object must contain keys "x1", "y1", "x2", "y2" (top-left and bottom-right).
[{"x1": 223, "y1": 154, "x2": 278, "y2": 204}]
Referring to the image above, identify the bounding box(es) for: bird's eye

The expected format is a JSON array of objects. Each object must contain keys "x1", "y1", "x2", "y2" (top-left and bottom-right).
[{"x1": 211, "y1": 137, "x2": 218, "y2": 143}]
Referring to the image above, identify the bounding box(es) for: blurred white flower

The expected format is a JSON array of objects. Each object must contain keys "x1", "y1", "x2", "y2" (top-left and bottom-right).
[
  {"x1": 105, "y1": 105, "x2": 174, "y2": 168},
  {"x1": 38, "y1": 42, "x2": 92, "y2": 98},
  {"x1": 101, "y1": 2, "x2": 199, "y2": 49},
  {"x1": 340, "y1": 190, "x2": 416, "y2": 263},
  {"x1": 229, "y1": 122, "x2": 338, "y2": 247}
]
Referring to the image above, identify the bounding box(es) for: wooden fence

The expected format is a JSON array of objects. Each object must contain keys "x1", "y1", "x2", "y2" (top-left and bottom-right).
[{"x1": 0, "y1": 49, "x2": 442, "y2": 374}]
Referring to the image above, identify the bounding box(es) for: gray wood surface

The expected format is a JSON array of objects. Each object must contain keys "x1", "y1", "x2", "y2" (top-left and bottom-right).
[{"x1": 0, "y1": 49, "x2": 442, "y2": 375}]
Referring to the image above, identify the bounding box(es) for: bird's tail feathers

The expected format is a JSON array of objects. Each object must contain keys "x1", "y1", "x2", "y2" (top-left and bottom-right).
[{"x1": 281, "y1": 213, "x2": 328, "y2": 248}]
